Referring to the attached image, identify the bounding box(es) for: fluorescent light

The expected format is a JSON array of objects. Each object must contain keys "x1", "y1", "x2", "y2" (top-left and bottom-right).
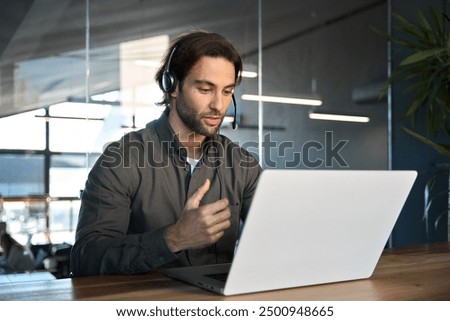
[
  {"x1": 91, "y1": 90, "x2": 121, "y2": 102},
  {"x1": 241, "y1": 94, "x2": 322, "y2": 106},
  {"x1": 241, "y1": 70, "x2": 258, "y2": 78},
  {"x1": 35, "y1": 115, "x2": 104, "y2": 121},
  {"x1": 309, "y1": 112, "x2": 370, "y2": 123},
  {"x1": 222, "y1": 116, "x2": 235, "y2": 127}
]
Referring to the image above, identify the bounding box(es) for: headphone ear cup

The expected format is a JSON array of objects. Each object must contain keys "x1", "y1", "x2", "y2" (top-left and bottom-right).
[{"x1": 162, "y1": 71, "x2": 177, "y2": 93}]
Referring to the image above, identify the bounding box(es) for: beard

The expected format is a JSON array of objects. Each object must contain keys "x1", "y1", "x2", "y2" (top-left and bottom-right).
[{"x1": 175, "y1": 94, "x2": 224, "y2": 137}]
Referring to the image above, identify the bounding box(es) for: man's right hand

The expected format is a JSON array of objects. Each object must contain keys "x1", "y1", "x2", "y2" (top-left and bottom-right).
[{"x1": 164, "y1": 179, "x2": 231, "y2": 253}]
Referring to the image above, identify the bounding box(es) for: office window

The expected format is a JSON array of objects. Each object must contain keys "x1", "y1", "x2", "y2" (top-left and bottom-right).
[
  {"x1": 49, "y1": 154, "x2": 97, "y2": 197},
  {"x1": 48, "y1": 102, "x2": 112, "y2": 153},
  {"x1": 0, "y1": 154, "x2": 45, "y2": 197},
  {"x1": 0, "y1": 199, "x2": 47, "y2": 245},
  {"x1": 47, "y1": 200, "x2": 80, "y2": 245},
  {"x1": 0, "y1": 198, "x2": 79, "y2": 246},
  {"x1": 0, "y1": 109, "x2": 46, "y2": 150}
]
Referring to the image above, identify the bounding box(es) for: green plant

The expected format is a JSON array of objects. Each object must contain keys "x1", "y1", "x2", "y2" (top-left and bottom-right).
[{"x1": 373, "y1": 4, "x2": 450, "y2": 157}]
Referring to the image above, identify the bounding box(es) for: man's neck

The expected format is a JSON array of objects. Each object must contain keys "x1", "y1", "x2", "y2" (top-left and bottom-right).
[{"x1": 179, "y1": 134, "x2": 204, "y2": 159}]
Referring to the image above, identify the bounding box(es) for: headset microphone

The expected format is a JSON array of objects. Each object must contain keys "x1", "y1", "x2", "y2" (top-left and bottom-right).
[{"x1": 231, "y1": 94, "x2": 237, "y2": 129}]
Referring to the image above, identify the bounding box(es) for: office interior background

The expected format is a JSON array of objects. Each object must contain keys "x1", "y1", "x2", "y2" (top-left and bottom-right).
[{"x1": 0, "y1": 0, "x2": 448, "y2": 277}]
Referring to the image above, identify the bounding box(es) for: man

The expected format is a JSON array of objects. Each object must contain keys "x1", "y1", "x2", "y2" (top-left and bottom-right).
[{"x1": 70, "y1": 31, "x2": 262, "y2": 276}]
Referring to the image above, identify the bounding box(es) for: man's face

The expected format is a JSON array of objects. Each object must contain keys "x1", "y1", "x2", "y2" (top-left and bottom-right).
[{"x1": 173, "y1": 56, "x2": 236, "y2": 137}]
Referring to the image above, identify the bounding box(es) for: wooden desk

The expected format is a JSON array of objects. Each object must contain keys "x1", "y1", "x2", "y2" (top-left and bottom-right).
[{"x1": 1, "y1": 242, "x2": 449, "y2": 301}]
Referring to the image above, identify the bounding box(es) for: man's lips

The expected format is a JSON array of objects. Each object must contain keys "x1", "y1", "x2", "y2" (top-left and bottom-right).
[{"x1": 203, "y1": 116, "x2": 223, "y2": 126}]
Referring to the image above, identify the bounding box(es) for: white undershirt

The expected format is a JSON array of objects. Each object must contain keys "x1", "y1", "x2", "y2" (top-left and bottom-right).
[{"x1": 186, "y1": 156, "x2": 201, "y2": 174}]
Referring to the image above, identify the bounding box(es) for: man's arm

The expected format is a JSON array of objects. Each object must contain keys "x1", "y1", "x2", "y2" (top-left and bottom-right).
[
  {"x1": 70, "y1": 161, "x2": 178, "y2": 276},
  {"x1": 70, "y1": 168, "x2": 232, "y2": 276}
]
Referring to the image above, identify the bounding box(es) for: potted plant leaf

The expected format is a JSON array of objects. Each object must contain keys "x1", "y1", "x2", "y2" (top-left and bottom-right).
[
  {"x1": 373, "y1": 3, "x2": 450, "y2": 241},
  {"x1": 373, "y1": 4, "x2": 449, "y2": 157}
]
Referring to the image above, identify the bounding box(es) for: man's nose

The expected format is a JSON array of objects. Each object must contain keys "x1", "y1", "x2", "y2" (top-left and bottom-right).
[
  {"x1": 210, "y1": 92, "x2": 231, "y2": 113},
  {"x1": 209, "y1": 92, "x2": 228, "y2": 112}
]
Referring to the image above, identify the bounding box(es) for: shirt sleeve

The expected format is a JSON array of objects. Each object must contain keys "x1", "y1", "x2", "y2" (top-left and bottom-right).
[
  {"x1": 70, "y1": 149, "x2": 178, "y2": 276},
  {"x1": 240, "y1": 150, "x2": 263, "y2": 222}
]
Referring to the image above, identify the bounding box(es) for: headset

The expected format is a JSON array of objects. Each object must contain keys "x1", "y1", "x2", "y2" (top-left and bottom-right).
[{"x1": 161, "y1": 39, "x2": 238, "y2": 129}]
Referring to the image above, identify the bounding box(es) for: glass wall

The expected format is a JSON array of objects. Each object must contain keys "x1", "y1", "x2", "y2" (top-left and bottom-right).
[
  {"x1": 0, "y1": 0, "x2": 260, "y2": 246},
  {"x1": 0, "y1": 0, "x2": 388, "y2": 248}
]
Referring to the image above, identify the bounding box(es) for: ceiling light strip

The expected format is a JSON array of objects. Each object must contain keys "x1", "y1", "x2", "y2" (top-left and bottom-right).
[
  {"x1": 309, "y1": 112, "x2": 370, "y2": 123},
  {"x1": 240, "y1": 71, "x2": 258, "y2": 78},
  {"x1": 241, "y1": 94, "x2": 322, "y2": 106}
]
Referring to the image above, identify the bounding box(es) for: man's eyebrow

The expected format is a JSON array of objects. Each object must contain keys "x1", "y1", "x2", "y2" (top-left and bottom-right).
[{"x1": 194, "y1": 79, "x2": 235, "y2": 88}]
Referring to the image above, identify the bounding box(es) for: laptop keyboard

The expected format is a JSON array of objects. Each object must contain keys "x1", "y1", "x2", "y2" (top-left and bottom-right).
[{"x1": 205, "y1": 272, "x2": 229, "y2": 282}]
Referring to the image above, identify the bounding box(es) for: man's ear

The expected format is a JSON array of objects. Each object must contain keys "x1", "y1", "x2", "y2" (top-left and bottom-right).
[
  {"x1": 170, "y1": 86, "x2": 178, "y2": 98},
  {"x1": 168, "y1": 88, "x2": 178, "y2": 108}
]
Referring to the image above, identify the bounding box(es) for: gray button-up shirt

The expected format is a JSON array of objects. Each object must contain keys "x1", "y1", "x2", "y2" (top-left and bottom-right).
[{"x1": 70, "y1": 112, "x2": 262, "y2": 276}]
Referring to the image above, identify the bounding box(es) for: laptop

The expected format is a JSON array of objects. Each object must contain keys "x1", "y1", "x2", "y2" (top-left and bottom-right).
[{"x1": 163, "y1": 169, "x2": 417, "y2": 296}]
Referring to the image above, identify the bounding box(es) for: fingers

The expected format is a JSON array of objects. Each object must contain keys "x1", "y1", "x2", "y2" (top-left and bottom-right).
[
  {"x1": 206, "y1": 214, "x2": 231, "y2": 236},
  {"x1": 185, "y1": 179, "x2": 211, "y2": 210},
  {"x1": 200, "y1": 197, "x2": 229, "y2": 216},
  {"x1": 185, "y1": 179, "x2": 230, "y2": 215},
  {"x1": 195, "y1": 203, "x2": 230, "y2": 230},
  {"x1": 165, "y1": 205, "x2": 230, "y2": 253},
  {"x1": 196, "y1": 217, "x2": 230, "y2": 246}
]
